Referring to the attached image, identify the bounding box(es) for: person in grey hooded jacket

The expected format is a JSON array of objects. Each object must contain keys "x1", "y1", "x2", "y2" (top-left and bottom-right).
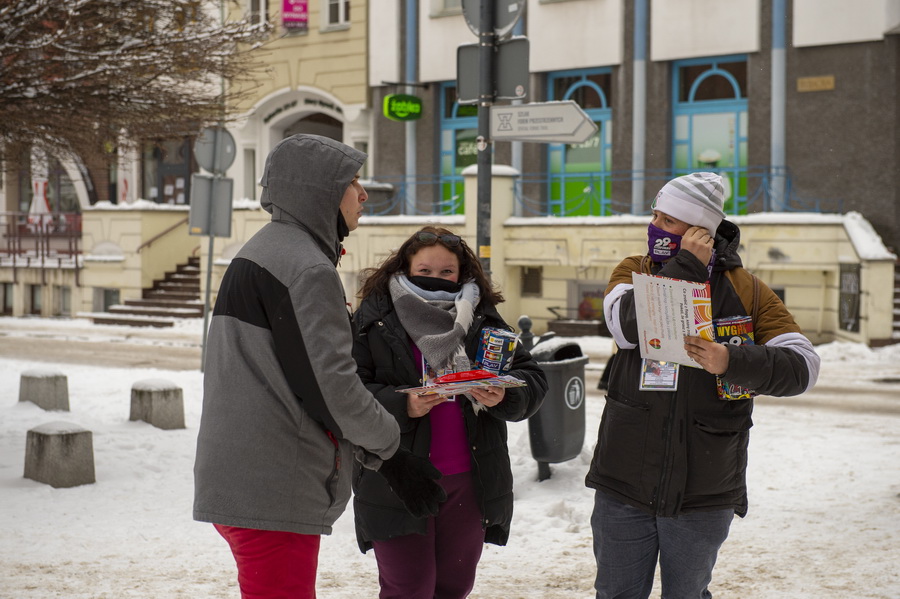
[{"x1": 193, "y1": 134, "x2": 446, "y2": 598}]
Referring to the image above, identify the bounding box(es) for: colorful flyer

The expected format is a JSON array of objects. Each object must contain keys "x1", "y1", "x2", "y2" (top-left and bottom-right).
[
  {"x1": 400, "y1": 370, "x2": 527, "y2": 396},
  {"x1": 631, "y1": 272, "x2": 713, "y2": 368}
]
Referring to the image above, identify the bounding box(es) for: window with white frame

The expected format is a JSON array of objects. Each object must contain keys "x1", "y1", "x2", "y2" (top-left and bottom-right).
[
  {"x1": 249, "y1": 0, "x2": 269, "y2": 26},
  {"x1": 326, "y1": 0, "x2": 350, "y2": 26}
]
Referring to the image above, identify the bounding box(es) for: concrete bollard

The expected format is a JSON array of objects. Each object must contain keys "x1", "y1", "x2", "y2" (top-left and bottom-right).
[
  {"x1": 24, "y1": 422, "x2": 95, "y2": 488},
  {"x1": 19, "y1": 369, "x2": 69, "y2": 411},
  {"x1": 130, "y1": 379, "x2": 185, "y2": 430}
]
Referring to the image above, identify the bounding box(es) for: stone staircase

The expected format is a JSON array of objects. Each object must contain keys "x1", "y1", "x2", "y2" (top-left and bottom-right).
[{"x1": 81, "y1": 256, "x2": 204, "y2": 328}]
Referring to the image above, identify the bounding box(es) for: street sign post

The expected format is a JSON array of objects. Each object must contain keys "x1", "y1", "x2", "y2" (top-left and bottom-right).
[
  {"x1": 490, "y1": 101, "x2": 598, "y2": 144},
  {"x1": 191, "y1": 125, "x2": 235, "y2": 372},
  {"x1": 194, "y1": 127, "x2": 236, "y2": 173},
  {"x1": 457, "y1": 37, "x2": 529, "y2": 104},
  {"x1": 462, "y1": 0, "x2": 525, "y2": 38},
  {"x1": 189, "y1": 174, "x2": 233, "y2": 238}
]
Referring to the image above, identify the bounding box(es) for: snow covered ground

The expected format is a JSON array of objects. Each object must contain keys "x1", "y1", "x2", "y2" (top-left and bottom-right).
[{"x1": 1, "y1": 317, "x2": 899, "y2": 598}]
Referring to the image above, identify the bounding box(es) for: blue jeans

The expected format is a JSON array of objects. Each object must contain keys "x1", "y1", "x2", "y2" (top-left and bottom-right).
[{"x1": 591, "y1": 491, "x2": 733, "y2": 599}]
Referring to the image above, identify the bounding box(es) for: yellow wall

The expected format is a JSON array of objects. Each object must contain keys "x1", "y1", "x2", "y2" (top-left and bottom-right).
[
  {"x1": 195, "y1": 170, "x2": 896, "y2": 346},
  {"x1": 231, "y1": 0, "x2": 368, "y2": 114},
  {"x1": 79, "y1": 204, "x2": 199, "y2": 312}
]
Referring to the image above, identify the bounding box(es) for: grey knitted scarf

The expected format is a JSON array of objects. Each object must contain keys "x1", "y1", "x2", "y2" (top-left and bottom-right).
[{"x1": 389, "y1": 274, "x2": 480, "y2": 372}]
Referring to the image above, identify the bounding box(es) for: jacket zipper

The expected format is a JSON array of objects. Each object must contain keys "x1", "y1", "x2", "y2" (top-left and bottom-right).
[
  {"x1": 654, "y1": 392, "x2": 678, "y2": 515},
  {"x1": 324, "y1": 430, "x2": 341, "y2": 507}
]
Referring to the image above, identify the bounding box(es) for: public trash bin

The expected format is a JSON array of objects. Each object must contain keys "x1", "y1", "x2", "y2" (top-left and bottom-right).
[{"x1": 527, "y1": 338, "x2": 590, "y2": 481}]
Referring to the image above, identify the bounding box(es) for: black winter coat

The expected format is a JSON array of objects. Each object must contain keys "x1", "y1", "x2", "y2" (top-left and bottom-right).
[
  {"x1": 585, "y1": 221, "x2": 816, "y2": 518},
  {"x1": 351, "y1": 291, "x2": 548, "y2": 552}
]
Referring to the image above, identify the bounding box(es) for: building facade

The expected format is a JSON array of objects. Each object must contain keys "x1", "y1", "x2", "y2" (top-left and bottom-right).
[
  {"x1": 1, "y1": 0, "x2": 898, "y2": 348},
  {"x1": 225, "y1": 0, "x2": 373, "y2": 203},
  {"x1": 367, "y1": 0, "x2": 900, "y2": 253}
]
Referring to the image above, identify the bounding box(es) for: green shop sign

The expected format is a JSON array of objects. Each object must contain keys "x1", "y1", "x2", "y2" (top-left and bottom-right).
[{"x1": 383, "y1": 94, "x2": 423, "y2": 121}]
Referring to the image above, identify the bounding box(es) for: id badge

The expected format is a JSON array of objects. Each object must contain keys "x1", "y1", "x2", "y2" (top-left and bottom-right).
[{"x1": 639, "y1": 359, "x2": 679, "y2": 391}]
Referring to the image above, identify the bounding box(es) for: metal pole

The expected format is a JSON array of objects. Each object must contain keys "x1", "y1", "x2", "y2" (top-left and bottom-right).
[
  {"x1": 201, "y1": 0, "x2": 228, "y2": 373},
  {"x1": 631, "y1": 0, "x2": 648, "y2": 214},
  {"x1": 476, "y1": 0, "x2": 496, "y2": 276},
  {"x1": 771, "y1": 0, "x2": 787, "y2": 211},
  {"x1": 404, "y1": 0, "x2": 417, "y2": 214},
  {"x1": 510, "y1": 16, "x2": 525, "y2": 217},
  {"x1": 200, "y1": 128, "x2": 221, "y2": 373}
]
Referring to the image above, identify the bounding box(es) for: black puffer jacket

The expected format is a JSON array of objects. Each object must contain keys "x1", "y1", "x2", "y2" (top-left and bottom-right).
[
  {"x1": 351, "y1": 291, "x2": 548, "y2": 552},
  {"x1": 585, "y1": 220, "x2": 819, "y2": 518}
]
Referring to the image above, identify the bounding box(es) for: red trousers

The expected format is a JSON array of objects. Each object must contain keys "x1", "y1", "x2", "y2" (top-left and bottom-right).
[{"x1": 214, "y1": 523, "x2": 320, "y2": 599}]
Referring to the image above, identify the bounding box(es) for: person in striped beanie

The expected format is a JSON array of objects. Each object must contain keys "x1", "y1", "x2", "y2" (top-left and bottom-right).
[
  {"x1": 647, "y1": 171, "x2": 727, "y2": 264},
  {"x1": 586, "y1": 171, "x2": 820, "y2": 598}
]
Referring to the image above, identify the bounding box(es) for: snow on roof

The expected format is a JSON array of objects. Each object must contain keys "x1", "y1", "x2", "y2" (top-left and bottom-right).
[
  {"x1": 85, "y1": 200, "x2": 189, "y2": 211},
  {"x1": 842, "y1": 211, "x2": 897, "y2": 260},
  {"x1": 359, "y1": 215, "x2": 465, "y2": 226},
  {"x1": 505, "y1": 211, "x2": 896, "y2": 260}
]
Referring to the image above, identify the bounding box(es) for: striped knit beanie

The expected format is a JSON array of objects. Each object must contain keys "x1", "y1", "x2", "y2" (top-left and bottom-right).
[{"x1": 652, "y1": 172, "x2": 726, "y2": 234}]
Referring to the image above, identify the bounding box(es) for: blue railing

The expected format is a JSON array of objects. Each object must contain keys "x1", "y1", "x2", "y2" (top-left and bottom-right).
[
  {"x1": 361, "y1": 176, "x2": 465, "y2": 216},
  {"x1": 362, "y1": 167, "x2": 843, "y2": 217}
]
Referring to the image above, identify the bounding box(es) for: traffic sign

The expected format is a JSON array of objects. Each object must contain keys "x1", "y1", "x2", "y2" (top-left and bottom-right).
[
  {"x1": 194, "y1": 127, "x2": 236, "y2": 174},
  {"x1": 490, "y1": 101, "x2": 599, "y2": 144},
  {"x1": 189, "y1": 174, "x2": 233, "y2": 238},
  {"x1": 461, "y1": 0, "x2": 525, "y2": 39},
  {"x1": 457, "y1": 37, "x2": 529, "y2": 104}
]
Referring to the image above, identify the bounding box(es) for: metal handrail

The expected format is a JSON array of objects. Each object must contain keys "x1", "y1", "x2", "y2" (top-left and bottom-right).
[
  {"x1": 0, "y1": 211, "x2": 83, "y2": 285},
  {"x1": 136, "y1": 217, "x2": 189, "y2": 253}
]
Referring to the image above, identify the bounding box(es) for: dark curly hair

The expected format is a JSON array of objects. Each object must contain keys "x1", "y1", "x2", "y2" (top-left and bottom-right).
[{"x1": 357, "y1": 225, "x2": 505, "y2": 306}]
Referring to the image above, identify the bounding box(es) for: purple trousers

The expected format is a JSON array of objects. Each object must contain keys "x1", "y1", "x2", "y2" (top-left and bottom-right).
[{"x1": 373, "y1": 471, "x2": 486, "y2": 599}]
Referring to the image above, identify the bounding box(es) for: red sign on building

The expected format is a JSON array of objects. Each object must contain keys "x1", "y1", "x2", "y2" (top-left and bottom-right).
[{"x1": 283, "y1": 0, "x2": 308, "y2": 31}]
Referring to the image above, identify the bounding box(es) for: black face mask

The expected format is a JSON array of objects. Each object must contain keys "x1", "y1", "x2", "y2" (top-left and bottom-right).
[
  {"x1": 337, "y1": 212, "x2": 350, "y2": 242},
  {"x1": 408, "y1": 275, "x2": 462, "y2": 293}
]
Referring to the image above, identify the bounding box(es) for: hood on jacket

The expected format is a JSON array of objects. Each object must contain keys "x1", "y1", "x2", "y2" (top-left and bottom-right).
[
  {"x1": 259, "y1": 134, "x2": 367, "y2": 263},
  {"x1": 713, "y1": 219, "x2": 743, "y2": 271}
]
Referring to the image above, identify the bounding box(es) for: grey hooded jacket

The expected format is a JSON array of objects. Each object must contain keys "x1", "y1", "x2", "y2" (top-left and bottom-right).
[{"x1": 193, "y1": 134, "x2": 400, "y2": 535}]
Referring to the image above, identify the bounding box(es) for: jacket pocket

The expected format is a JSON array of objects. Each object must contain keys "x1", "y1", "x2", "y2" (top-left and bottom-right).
[
  {"x1": 592, "y1": 394, "x2": 651, "y2": 492},
  {"x1": 685, "y1": 412, "x2": 753, "y2": 496}
]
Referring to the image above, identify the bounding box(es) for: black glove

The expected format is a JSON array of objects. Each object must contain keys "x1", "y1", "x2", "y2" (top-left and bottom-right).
[{"x1": 377, "y1": 447, "x2": 447, "y2": 518}]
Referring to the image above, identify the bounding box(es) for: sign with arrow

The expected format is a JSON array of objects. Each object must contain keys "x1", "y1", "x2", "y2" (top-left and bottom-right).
[{"x1": 490, "y1": 100, "x2": 598, "y2": 144}]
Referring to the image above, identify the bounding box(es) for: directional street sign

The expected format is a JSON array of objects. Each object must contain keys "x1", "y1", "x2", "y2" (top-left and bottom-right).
[{"x1": 490, "y1": 101, "x2": 599, "y2": 144}]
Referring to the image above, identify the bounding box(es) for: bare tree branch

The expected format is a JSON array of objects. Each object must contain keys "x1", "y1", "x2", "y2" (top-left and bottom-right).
[{"x1": 0, "y1": 0, "x2": 270, "y2": 156}]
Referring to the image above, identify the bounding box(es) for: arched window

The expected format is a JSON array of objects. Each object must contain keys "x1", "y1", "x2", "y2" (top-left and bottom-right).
[
  {"x1": 438, "y1": 83, "x2": 477, "y2": 215},
  {"x1": 546, "y1": 68, "x2": 613, "y2": 216},
  {"x1": 672, "y1": 56, "x2": 748, "y2": 213}
]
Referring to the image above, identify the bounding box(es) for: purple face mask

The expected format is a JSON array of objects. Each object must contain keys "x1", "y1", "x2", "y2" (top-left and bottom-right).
[
  {"x1": 648, "y1": 223, "x2": 681, "y2": 262},
  {"x1": 648, "y1": 223, "x2": 717, "y2": 278}
]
